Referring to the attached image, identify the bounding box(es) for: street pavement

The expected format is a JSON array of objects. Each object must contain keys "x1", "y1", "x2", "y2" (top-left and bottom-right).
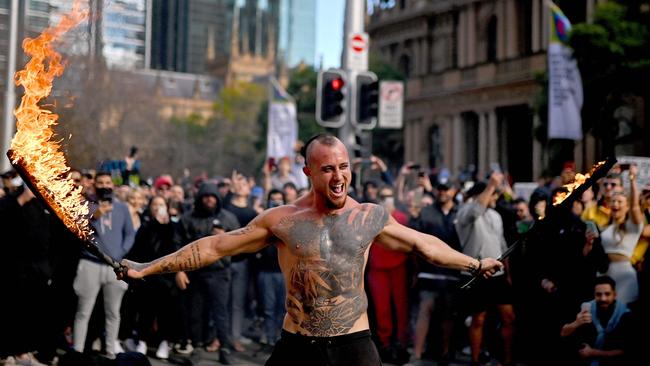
[{"x1": 143, "y1": 344, "x2": 508, "y2": 366}]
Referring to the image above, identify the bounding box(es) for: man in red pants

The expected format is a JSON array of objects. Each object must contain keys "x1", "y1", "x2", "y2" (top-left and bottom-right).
[{"x1": 367, "y1": 186, "x2": 410, "y2": 365}]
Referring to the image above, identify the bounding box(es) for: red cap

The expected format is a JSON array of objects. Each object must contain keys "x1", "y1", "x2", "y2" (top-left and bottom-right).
[
  {"x1": 562, "y1": 161, "x2": 576, "y2": 172},
  {"x1": 154, "y1": 175, "x2": 173, "y2": 189}
]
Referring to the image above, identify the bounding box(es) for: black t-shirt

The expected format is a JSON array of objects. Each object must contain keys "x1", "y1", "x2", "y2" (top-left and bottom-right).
[{"x1": 225, "y1": 202, "x2": 258, "y2": 262}]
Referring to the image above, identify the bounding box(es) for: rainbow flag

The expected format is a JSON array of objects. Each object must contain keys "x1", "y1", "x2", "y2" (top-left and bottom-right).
[
  {"x1": 549, "y1": 2, "x2": 572, "y2": 43},
  {"x1": 547, "y1": 1, "x2": 583, "y2": 141}
]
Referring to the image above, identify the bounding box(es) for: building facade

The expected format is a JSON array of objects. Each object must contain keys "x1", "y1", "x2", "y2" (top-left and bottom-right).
[
  {"x1": 48, "y1": 0, "x2": 146, "y2": 70},
  {"x1": 207, "y1": 0, "x2": 280, "y2": 85},
  {"x1": 367, "y1": 0, "x2": 605, "y2": 182},
  {"x1": 278, "y1": 0, "x2": 316, "y2": 67}
]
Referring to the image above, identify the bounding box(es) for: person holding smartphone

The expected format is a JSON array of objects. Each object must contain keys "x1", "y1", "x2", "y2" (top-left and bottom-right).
[
  {"x1": 72, "y1": 171, "x2": 136, "y2": 358},
  {"x1": 560, "y1": 276, "x2": 633, "y2": 366}
]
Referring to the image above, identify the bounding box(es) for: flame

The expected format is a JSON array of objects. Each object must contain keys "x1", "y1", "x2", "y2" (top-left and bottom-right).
[
  {"x1": 9, "y1": 4, "x2": 91, "y2": 239},
  {"x1": 553, "y1": 160, "x2": 607, "y2": 206}
]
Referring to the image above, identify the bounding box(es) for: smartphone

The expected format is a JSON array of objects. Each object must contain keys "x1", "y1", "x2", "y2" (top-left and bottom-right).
[
  {"x1": 581, "y1": 302, "x2": 591, "y2": 313},
  {"x1": 619, "y1": 163, "x2": 630, "y2": 171},
  {"x1": 585, "y1": 220, "x2": 599, "y2": 238},
  {"x1": 409, "y1": 164, "x2": 421, "y2": 170},
  {"x1": 267, "y1": 157, "x2": 276, "y2": 170},
  {"x1": 129, "y1": 146, "x2": 138, "y2": 158},
  {"x1": 413, "y1": 190, "x2": 423, "y2": 206}
]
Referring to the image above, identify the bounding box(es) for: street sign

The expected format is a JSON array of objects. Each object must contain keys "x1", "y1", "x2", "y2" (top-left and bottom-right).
[
  {"x1": 346, "y1": 32, "x2": 368, "y2": 71},
  {"x1": 378, "y1": 81, "x2": 404, "y2": 129}
]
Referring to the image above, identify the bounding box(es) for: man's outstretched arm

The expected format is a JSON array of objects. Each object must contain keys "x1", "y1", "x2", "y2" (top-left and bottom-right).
[
  {"x1": 376, "y1": 215, "x2": 502, "y2": 275},
  {"x1": 122, "y1": 215, "x2": 271, "y2": 279}
]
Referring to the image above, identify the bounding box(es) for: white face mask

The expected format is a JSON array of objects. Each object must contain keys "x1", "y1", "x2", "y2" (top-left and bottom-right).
[
  {"x1": 10, "y1": 176, "x2": 23, "y2": 187},
  {"x1": 381, "y1": 197, "x2": 395, "y2": 207}
]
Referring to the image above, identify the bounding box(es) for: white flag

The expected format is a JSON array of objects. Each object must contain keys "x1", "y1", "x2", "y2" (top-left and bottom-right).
[{"x1": 267, "y1": 77, "x2": 298, "y2": 160}]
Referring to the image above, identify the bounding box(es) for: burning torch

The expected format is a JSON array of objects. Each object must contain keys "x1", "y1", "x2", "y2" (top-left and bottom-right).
[
  {"x1": 460, "y1": 157, "x2": 617, "y2": 290},
  {"x1": 5, "y1": 4, "x2": 128, "y2": 278}
]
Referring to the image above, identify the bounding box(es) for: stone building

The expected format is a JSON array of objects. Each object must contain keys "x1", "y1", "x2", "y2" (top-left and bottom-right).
[{"x1": 367, "y1": 0, "x2": 606, "y2": 182}]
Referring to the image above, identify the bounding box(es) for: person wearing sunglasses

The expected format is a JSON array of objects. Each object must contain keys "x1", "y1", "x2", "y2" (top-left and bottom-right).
[{"x1": 582, "y1": 173, "x2": 625, "y2": 230}]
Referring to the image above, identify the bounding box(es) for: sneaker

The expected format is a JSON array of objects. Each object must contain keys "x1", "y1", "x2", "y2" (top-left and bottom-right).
[
  {"x1": 124, "y1": 338, "x2": 137, "y2": 352},
  {"x1": 114, "y1": 340, "x2": 125, "y2": 354},
  {"x1": 174, "y1": 341, "x2": 193, "y2": 355},
  {"x1": 91, "y1": 338, "x2": 102, "y2": 352},
  {"x1": 232, "y1": 341, "x2": 245, "y2": 353},
  {"x1": 238, "y1": 337, "x2": 253, "y2": 345},
  {"x1": 205, "y1": 339, "x2": 220, "y2": 352},
  {"x1": 136, "y1": 341, "x2": 147, "y2": 355},
  {"x1": 155, "y1": 341, "x2": 170, "y2": 359}
]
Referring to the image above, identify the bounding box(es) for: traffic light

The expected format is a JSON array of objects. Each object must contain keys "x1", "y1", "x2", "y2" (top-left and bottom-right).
[
  {"x1": 316, "y1": 69, "x2": 348, "y2": 128},
  {"x1": 353, "y1": 71, "x2": 379, "y2": 129}
]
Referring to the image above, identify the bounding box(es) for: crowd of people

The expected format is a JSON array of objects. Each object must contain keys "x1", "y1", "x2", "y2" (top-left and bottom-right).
[{"x1": 0, "y1": 142, "x2": 649, "y2": 366}]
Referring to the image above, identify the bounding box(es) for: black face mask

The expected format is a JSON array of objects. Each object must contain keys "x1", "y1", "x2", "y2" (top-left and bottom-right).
[
  {"x1": 268, "y1": 200, "x2": 284, "y2": 208},
  {"x1": 95, "y1": 187, "x2": 113, "y2": 203}
]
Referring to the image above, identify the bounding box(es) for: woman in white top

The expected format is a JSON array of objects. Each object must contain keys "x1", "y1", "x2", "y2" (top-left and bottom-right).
[{"x1": 599, "y1": 164, "x2": 643, "y2": 305}]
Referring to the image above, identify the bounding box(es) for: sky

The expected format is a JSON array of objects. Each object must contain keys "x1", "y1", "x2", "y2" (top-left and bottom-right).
[{"x1": 316, "y1": 0, "x2": 345, "y2": 69}]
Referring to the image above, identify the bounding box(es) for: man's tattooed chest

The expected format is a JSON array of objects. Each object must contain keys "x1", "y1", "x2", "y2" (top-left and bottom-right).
[{"x1": 273, "y1": 204, "x2": 389, "y2": 336}]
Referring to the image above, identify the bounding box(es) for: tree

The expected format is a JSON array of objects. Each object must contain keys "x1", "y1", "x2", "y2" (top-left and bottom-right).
[
  {"x1": 533, "y1": 1, "x2": 650, "y2": 172},
  {"x1": 286, "y1": 65, "x2": 326, "y2": 142},
  {"x1": 212, "y1": 81, "x2": 266, "y2": 176},
  {"x1": 53, "y1": 56, "x2": 173, "y2": 177},
  {"x1": 569, "y1": 1, "x2": 650, "y2": 158}
]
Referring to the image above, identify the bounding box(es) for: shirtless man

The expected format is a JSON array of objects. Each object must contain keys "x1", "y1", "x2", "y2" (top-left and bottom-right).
[{"x1": 121, "y1": 134, "x2": 502, "y2": 366}]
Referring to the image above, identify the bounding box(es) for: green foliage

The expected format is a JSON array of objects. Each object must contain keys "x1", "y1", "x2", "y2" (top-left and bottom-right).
[
  {"x1": 369, "y1": 52, "x2": 405, "y2": 81},
  {"x1": 570, "y1": 1, "x2": 649, "y2": 79},
  {"x1": 286, "y1": 65, "x2": 326, "y2": 142}
]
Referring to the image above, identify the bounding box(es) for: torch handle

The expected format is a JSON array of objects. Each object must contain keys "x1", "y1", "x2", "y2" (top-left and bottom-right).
[
  {"x1": 6, "y1": 150, "x2": 129, "y2": 279},
  {"x1": 459, "y1": 223, "x2": 534, "y2": 291}
]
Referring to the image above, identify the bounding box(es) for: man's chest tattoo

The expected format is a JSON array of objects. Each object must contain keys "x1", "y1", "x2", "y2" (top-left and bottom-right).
[{"x1": 274, "y1": 204, "x2": 389, "y2": 336}]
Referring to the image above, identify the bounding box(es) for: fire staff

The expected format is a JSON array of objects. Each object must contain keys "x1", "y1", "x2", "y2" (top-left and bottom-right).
[{"x1": 121, "y1": 134, "x2": 502, "y2": 366}]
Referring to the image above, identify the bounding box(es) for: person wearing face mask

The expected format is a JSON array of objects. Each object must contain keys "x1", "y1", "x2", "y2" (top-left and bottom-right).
[
  {"x1": 366, "y1": 186, "x2": 410, "y2": 365},
  {"x1": 120, "y1": 196, "x2": 179, "y2": 359},
  {"x1": 72, "y1": 171, "x2": 136, "y2": 358}
]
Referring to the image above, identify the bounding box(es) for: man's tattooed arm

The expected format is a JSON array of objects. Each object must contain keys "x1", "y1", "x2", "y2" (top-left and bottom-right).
[
  {"x1": 122, "y1": 220, "x2": 272, "y2": 279},
  {"x1": 376, "y1": 215, "x2": 491, "y2": 273}
]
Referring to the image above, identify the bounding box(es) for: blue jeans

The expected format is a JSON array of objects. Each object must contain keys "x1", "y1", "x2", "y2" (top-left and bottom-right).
[
  {"x1": 257, "y1": 271, "x2": 285, "y2": 345},
  {"x1": 230, "y1": 259, "x2": 249, "y2": 341}
]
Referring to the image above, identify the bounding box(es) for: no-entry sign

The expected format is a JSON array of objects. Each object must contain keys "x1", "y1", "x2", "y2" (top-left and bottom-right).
[{"x1": 346, "y1": 32, "x2": 368, "y2": 71}]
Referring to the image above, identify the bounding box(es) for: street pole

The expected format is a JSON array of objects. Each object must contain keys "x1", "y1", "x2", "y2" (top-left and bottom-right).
[
  {"x1": 339, "y1": 0, "x2": 365, "y2": 154},
  {"x1": 2, "y1": 0, "x2": 20, "y2": 172}
]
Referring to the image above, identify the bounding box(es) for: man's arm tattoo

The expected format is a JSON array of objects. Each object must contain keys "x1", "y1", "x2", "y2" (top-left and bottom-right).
[
  {"x1": 465, "y1": 258, "x2": 481, "y2": 275},
  {"x1": 227, "y1": 225, "x2": 254, "y2": 236},
  {"x1": 147, "y1": 242, "x2": 203, "y2": 274}
]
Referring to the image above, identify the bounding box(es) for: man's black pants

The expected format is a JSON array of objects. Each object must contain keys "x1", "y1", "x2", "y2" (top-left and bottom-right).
[{"x1": 265, "y1": 329, "x2": 382, "y2": 366}]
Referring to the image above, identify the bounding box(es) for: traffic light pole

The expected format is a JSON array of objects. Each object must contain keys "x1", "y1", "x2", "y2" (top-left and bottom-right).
[{"x1": 339, "y1": 0, "x2": 365, "y2": 156}]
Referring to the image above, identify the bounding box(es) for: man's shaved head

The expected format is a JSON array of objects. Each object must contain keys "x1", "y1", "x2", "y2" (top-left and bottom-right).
[{"x1": 301, "y1": 133, "x2": 341, "y2": 166}]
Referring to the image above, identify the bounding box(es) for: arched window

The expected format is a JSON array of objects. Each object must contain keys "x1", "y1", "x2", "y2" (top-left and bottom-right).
[{"x1": 487, "y1": 15, "x2": 497, "y2": 62}]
